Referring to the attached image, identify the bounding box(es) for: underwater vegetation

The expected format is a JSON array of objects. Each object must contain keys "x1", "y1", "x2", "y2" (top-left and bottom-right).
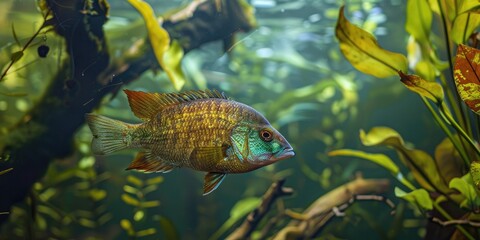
[{"x1": 1, "y1": 0, "x2": 480, "y2": 239}]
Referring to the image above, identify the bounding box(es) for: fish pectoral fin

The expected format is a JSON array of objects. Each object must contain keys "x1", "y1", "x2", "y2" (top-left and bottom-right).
[
  {"x1": 203, "y1": 172, "x2": 226, "y2": 195},
  {"x1": 126, "y1": 152, "x2": 174, "y2": 173}
]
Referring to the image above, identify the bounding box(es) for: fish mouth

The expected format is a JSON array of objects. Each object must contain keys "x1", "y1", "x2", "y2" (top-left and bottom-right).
[{"x1": 273, "y1": 147, "x2": 295, "y2": 161}]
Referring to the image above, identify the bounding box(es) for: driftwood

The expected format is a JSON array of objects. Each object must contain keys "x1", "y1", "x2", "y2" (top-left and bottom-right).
[
  {"x1": 274, "y1": 176, "x2": 390, "y2": 239},
  {"x1": 221, "y1": 176, "x2": 390, "y2": 240},
  {"x1": 0, "y1": 0, "x2": 254, "y2": 224}
]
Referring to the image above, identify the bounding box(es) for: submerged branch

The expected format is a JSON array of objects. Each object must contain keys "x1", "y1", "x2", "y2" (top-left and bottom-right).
[
  {"x1": 0, "y1": 0, "x2": 255, "y2": 225},
  {"x1": 226, "y1": 179, "x2": 293, "y2": 240},
  {"x1": 274, "y1": 176, "x2": 390, "y2": 240}
]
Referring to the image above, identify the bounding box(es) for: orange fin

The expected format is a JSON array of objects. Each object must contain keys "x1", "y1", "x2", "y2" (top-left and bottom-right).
[
  {"x1": 203, "y1": 172, "x2": 226, "y2": 195},
  {"x1": 126, "y1": 152, "x2": 174, "y2": 173},
  {"x1": 124, "y1": 89, "x2": 228, "y2": 120}
]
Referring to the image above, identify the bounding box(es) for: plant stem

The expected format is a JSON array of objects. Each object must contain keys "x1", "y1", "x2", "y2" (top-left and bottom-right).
[
  {"x1": 439, "y1": 102, "x2": 480, "y2": 163},
  {"x1": 433, "y1": 201, "x2": 475, "y2": 240},
  {"x1": 421, "y1": 97, "x2": 470, "y2": 167},
  {"x1": 436, "y1": 0, "x2": 473, "y2": 137}
]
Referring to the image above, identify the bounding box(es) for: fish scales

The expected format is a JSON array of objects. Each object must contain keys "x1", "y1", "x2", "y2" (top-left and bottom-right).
[
  {"x1": 137, "y1": 99, "x2": 260, "y2": 171},
  {"x1": 86, "y1": 89, "x2": 294, "y2": 195}
]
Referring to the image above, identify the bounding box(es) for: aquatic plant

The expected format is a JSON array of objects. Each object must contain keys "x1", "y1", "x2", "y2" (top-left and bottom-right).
[
  {"x1": 120, "y1": 174, "x2": 179, "y2": 239},
  {"x1": 330, "y1": 2, "x2": 480, "y2": 239},
  {"x1": 0, "y1": 0, "x2": 256, "y2": 238}
]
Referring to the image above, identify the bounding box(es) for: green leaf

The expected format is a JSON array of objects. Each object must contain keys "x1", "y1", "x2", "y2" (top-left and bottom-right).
[
  {"x1": 452, "y1": 12, "x2": 480, "y2": 44},
  {"x1": 395, "y1": 187, "x2": 433, "y2": 210},
  {"x1": 449, "y1": 175, "x2": 480, "y2": 209},
  {"x1": 140, "y1": 200, "x2": 160, "y2": 208},
  {"x1": 434, "y1": 136, "x2": 464, "y2": 184},
  {"x1": 134, "y1": 210, "x2": 145, "y2": 221},
  {"x1": 454, "y1": 44, "x2": 480, "y2": 115},
  {"x1": 0, "y1": 168, "x2": 13, "y2": 176},
  {"x1": 210, "y1": 197, "x2": 260, "y2": 240},
  {"x1": 136, "y1": 228, "x2": 157, "y2": 237},
  {"x1": 328, "y1": 149, "x2": 416, "y2": 190},
  {"x1": 121, "y1": 193, "x2": 140, "y2": 206},
  {"x1": 360, "y1": 127, "x2": 450, "y2": 194},
  {"x1": 335, "y1": 5, "x2": 408, "y2": 78},
  {"x1": 127, "y1": 0, "x2": 186, "y2": 90},
  {"x1": 405, "y1": 0, "x2": 432, "y2": 43},
  {"x1": 329, "y1": 149, "x2": 399, "y2": 174},
  {"x1": 127, "y1": 175, "x2": 143, "y2": 187},
  {"x1": 121, "y1": 219, "x2": 135, "y2": 236},
  {"x1": 10, "y1": 51, "x2": 24, "y2": 63},
  {"x1": 89, "y1": 189, "x2": 107, "y2": 201},
  {"x1": 398, "y1": 71, "x2": 444, "y2": 104},
  {"x1": 123, "y1": 185, "x2": 139, "y2": 195},
  {"x1": 78, "y1": 218, "x2": 96, "y2": 228},
  {"x1": 146, "y1": 176, "x2": 164, "y2": 186}
]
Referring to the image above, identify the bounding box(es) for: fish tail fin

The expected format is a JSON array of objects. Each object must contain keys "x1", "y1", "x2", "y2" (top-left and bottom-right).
[{"x1": 85, "y1": 113, "x2": 134, "y2": 155}]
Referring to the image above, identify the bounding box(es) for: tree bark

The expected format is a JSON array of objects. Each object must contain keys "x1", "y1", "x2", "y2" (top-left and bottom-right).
[{"x1": 0, "y1": 0, "x2": 254, "y2": 224}]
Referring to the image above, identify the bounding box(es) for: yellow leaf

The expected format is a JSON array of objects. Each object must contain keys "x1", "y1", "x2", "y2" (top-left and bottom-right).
[
  {"x1": 398, "y1": 71, "x2": 444, "y2": 104},
  {"x1": 329, "y1": 149, "x2": 399, "y2": 174},
  {"x1": 136, "y1": 228, "x2": 157, "y2": 237},
  {"x1": 140, "y1": 200, "x2": 160, "y2": 208},
  {"x1": 120, "y1": 219, "x2": 135, "y2": 236},
  {"x1": 335, "y1": 6, "x2": 408, "y2": 78},
  {"x1": 127, "y1": 175, "x2": 143, "y2": 187},
  {"x1": 405, "y1": 0, "x2": 432, "y2": 43},
  {"x1": 89, "y1": 189, "x2": 107, "y2": 201},
  {"x1": 128, "y1": 0, "x2": 186, "y2": 90},
  {"x1": 360, "y1": 127, "x2": 451, "y2": 194},
  {"x1": 452, "y1": 12, "x2": 480, "y2": 44},
  {"x1": 146, "y1": 176, "x2": 164, "y2": 186},
  {"x1": 121, "y1": 193, "x2": 139, "y2": 206}
]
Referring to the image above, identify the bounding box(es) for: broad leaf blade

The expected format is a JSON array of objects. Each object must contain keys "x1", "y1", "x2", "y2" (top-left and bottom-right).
[
  {"x1": 454, "y1": 44, "x2": 480, "y2": 114},
  {"x1": 434, "y1": 136, "x2": 464, "y2": 184},
  {"x1": 405, "y1": 0, "x2": 432, "y2": 43},
  {"x1": 399, "y1": 71, "x2": 444, "y2": 104},
  {"x1": 449, "y1": 175, "x2": 480, "y2": 209},
  {"x1": 128, "y1": 0, "x2": 186, "y2": 90},
  {"x1": 395, "y1": 187, "x2": 433, "y2": 210},
  {"x1": 452, "y1": 12, "x2": 480, "y2": 44},
  {"x1": 329, "y1": 149, "x2": 416, "y2": 190},
  {"x1": 335, "y1": 6, "x2": 408, "y2": 78},
  {"x1": 329, "y1": 149, "x2": 399, "y2": 174},
  {"x1": 360, "y1": 127, "x2": 450, "y2": 194}
]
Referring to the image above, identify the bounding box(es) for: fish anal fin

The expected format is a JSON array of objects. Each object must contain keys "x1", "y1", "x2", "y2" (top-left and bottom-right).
[
  {"x1": 126, "y1": 152, "x2": 174, "y2": 173},
  {"x1": 203, "y1": 172, "x2": 226, "y2": 195}
]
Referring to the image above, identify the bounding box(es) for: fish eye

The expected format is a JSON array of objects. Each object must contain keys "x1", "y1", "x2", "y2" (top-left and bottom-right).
[{"x1": 259, "y1": 129, "x2": 273, "y2": 142}]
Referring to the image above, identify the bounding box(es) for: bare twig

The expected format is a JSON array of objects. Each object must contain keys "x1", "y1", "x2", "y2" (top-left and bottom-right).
[
  {"x1": 431, "y1": 217, "x2": 480, "y2": 227},
  {"x1": 226, "y1": 179, "x2": 293, "y2": 240}
]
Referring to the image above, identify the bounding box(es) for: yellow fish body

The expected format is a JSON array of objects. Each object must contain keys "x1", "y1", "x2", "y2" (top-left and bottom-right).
[{"x1": 86, "y1": 89, "x2": 294, "y2": 195}]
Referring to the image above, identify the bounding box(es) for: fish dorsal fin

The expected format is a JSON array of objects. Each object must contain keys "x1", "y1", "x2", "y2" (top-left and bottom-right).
[
  {"x1": 126, "y1": 152, "x2": 174, "y2": 173},
  {"x1": 124, "y1": 89, "x2": 228, "y2": 120},
  {"x1": 203, "y1": 172, "x2": 226, "y2": 195}
]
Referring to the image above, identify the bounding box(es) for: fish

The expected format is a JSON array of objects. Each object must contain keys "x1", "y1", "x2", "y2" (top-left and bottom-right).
[{"x1": 85, "y1": 89, "x2": 294, "y2": 195}]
